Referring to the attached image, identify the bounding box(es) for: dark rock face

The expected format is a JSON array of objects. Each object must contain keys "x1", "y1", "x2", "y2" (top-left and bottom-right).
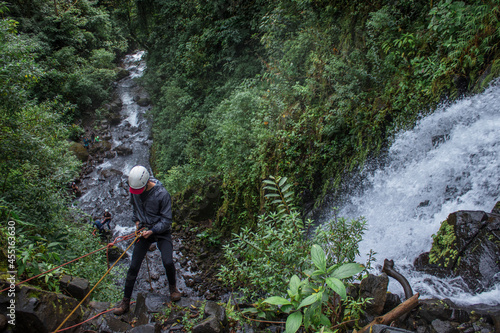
[
  {"x1": 192, "y1": 301, "x2": 229, "y2": 333},
  {"x1": 415, "y1": 209, "x2": 500, "y2": 292},
  {"x1": 359, "y1": 273, "x2": 389, "y2": 315},
  {"x1": 59, "y1": 275, "x2": 90, "y2": 301},
  {"x1": 107, "y1": 245, "x2": 128, "y2": 263},
  {"x1": 0, "y1": 283, "x2": 84, "y2": 333}
]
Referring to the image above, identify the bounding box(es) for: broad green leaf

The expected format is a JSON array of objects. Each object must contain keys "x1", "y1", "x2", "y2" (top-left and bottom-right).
[
  {"x1": 285, "y1": 311, "x2": 302, "y2": 333},
  {"x1": 289, "y1": 275, "x2": 300, "y2": 296},
  {"x1": 263, "y1": 180, "x2": 276, "y2": 185},
  {"x1": 320, "y1": 314, "x2": 331, "y2": 327},
  {"x1": 281, "y1": 304, "x2": 294, "y2": 314},
  {"x1": 325, "y1": 277, "x2": 347, "y2": 299},
  {"x1": 330, "y1": 263, "x2": 364, "y2": 280},
  {"x1": 311, "y1": 269, "x2": 325, "y2": 277},
  {"x1": 311, "y1": 244, "x2": 326, "y2": 273},
  {"x1": 298, "y1": 293, "x2": 320, "y2": 309},
  {"x1": 263, "y1": 296, "x2": 292, "y2": 305},
  {"x1": 278, "y1": 176, "x2": 288, "y2": 187},
  {"x1": 281, "y1": 183, "x2": 292, "y2": 193}
]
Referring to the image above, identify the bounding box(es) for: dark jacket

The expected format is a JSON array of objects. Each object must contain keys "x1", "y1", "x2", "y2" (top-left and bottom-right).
[{"x1": 130, "y1": 179, "x2": 172, "y2": 235}]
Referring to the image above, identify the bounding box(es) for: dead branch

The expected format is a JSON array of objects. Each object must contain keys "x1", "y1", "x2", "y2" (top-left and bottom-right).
[{"x1": 356, "y1": 293, "x2": 420, "y2": 333}]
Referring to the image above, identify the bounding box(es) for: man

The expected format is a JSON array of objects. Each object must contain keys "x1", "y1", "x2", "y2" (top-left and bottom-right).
[
  {"x1": 114, "y1": 165, "x2": 181, "y2": 315},
  {"x1": 93, "y1": 209, "x2": 112, "y2": 234}
]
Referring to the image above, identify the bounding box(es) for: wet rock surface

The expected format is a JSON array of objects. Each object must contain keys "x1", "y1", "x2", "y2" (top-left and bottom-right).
[{"x1": 415, "y1": 208, "x2": 500, "y2": 292}]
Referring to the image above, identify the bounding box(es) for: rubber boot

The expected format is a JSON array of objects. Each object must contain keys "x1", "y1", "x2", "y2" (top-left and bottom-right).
[
  {"x1": 113, "y1": 297, "x2": 130, "y2": 315},
  {"x1": 169, "y1": 285, "x2": 181, "y2": 302}
]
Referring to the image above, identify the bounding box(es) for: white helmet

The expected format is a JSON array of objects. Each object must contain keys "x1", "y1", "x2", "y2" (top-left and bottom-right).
[{"x1": 128, "y1": 165, "x2": 149, "y2": 194}]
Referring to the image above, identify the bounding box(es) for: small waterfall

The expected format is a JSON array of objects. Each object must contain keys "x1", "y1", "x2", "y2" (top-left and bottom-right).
[{"x1": 327, "y1": 82, "x2": 500, "y2": 305}]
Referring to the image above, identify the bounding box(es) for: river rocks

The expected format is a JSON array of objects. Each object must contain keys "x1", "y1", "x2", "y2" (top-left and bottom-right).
[
  {"x1": 100, "y1": 168, "x2": 123, "y2": 179},
  {"x1": 114, "y1": 144, "x2": 133, "y2": 156},
  {"x1": 414, "y1": 209, "x2": 500, "y2": 292},
  {"x1": 116, "y1": 68, "x2": 130, "y2": 81},
  {"x1": 0, "y1": 283, "x2": 85, "y2": 333},
  {"x1": 89, "y1": 140, "x2": 112, "y2": 154},
  {"x1": 69, "y1": 141, "x2": 89, "y2": 161},
  {"x1": 59, "y1": 275, "x2": 90, "y2": 301}
]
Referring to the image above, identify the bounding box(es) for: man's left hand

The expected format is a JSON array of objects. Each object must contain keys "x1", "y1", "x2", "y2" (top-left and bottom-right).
[{"x1": 142, "y1": 230, "x2": 153, "y2": 239}]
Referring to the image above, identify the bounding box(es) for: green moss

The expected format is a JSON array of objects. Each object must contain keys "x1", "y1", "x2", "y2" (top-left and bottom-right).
[{"x1": 429, "y1": 219, "x2": 458, "y2": 268}]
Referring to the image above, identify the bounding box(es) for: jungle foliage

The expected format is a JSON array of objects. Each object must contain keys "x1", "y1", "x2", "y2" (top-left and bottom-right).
[
  {"x1": 0, "y1": 0, "x2": 129, "y2": 301},
  {"x1": 133, "y1": 0, "x2": 500, "y2": 231}
]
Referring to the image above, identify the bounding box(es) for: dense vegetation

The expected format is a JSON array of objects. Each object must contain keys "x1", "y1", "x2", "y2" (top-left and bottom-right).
[
  {"x1": 0, "y1": 0, "x2": 129, "y2": 300},
  {"x1": 135, "y1": 0, "x2": 500, "y2": 231},
  {"x1": 1, "y1": 0, "x2": 500, "y2": 321}
]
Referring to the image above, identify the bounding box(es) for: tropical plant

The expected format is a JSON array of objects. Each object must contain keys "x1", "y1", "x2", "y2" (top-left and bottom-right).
[
  {"x1": 218, "y1": 176, "x2": 313, "y2": 299},
  {"x1": 263, "y1": 244, "x2": 365, "y2": 333}
]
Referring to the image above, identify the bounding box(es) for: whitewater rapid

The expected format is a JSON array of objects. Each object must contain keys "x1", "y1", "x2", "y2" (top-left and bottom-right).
[{"x1": 329, "y1": 82, "x2": 500, "y2": 305}]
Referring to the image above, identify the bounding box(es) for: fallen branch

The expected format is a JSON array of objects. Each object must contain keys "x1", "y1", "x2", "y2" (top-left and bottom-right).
[{"x1": 356, "y1": 293, "x2": 420, "y2": 333}]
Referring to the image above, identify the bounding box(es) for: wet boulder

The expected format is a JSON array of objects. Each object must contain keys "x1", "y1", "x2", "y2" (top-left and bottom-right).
[
  {"x1": 89, "y1": 140, "x2": 112, "y2": 154},
  {"x1": 415, "y1": 209, "x2": 500, "y2": 292},
  {"x1": 69, "y1": 141, "x2": 89, "y2": 162},
  {"x1": 100, "y1": 168, "x2": 123, "y2": 179},
  {"x1": 107, "y1": 112, "x2": 122, "y2": 126},
  {"x1": 137, "y1": 97, "x2": 151, "y2": 107},
  {"x1": 115, "y1": 144, "x2": 133, "y2": 156},
  {"x1": 107, "y1": 245, "x2": 129, "y2": 263},
  {"x1": 116, "y1": 67, "x2": 130, "y2": 81}
]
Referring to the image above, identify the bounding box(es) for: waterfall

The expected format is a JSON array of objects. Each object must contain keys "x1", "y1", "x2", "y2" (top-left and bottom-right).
[{"x1": 328, "y1": 82, "x2": 500, "y2": 305}]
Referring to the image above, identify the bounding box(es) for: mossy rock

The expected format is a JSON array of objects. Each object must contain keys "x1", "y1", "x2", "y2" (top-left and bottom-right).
[
  {"x1": 422, "y1": 210, "x2": 500, "y2": 292},
  {"x1": 0, "y1": 283, "x2": 85, "y2": 333},
  {"x1": 68, "y1": 141, "x2": 89, "y2": 162}
]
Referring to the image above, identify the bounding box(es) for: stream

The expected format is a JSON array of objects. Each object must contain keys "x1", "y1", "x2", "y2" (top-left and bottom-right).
[{"x1": 75, "y1": 51, "x2": 195, "y2": 301}]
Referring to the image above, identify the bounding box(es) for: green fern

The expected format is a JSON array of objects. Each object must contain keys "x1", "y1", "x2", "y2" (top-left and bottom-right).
[{"x1": 263, "y1": 175, "x2": 295, "y2": 217}]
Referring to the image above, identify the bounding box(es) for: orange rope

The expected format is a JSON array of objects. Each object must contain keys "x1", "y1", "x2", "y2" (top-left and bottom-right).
[
  {"x1": 0, "y1": 229, "x2": 141, "y2": 294},
  {"x1": 53, "y1": 301, "x2": 136, "y2": 332},
  {"x1": 53, "y1": 233, "x2": 142, "y2": 333}
]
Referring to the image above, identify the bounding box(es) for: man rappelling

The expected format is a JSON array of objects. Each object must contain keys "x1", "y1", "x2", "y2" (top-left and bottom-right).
[{"x1": 113, "y1": 165, "x2": 181, "y2": 315}]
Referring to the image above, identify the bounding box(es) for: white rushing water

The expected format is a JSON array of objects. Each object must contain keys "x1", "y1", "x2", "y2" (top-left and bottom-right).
[{"x1": 329, "y1": 82, "x2": 500, "y2": 305}]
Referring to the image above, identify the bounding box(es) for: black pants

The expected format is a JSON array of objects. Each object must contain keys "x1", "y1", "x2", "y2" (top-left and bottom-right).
[{"x1": 124, "y1": 234, "x2": 176, "y2": 299}]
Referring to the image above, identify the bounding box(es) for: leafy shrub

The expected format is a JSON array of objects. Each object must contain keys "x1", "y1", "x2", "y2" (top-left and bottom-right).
[
  {"x1": 218, "y1": 176, "x2": 367, "y2": 302},
  {"x1": 263, "y1": 245, "x2": 367, "y2": 333}
]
